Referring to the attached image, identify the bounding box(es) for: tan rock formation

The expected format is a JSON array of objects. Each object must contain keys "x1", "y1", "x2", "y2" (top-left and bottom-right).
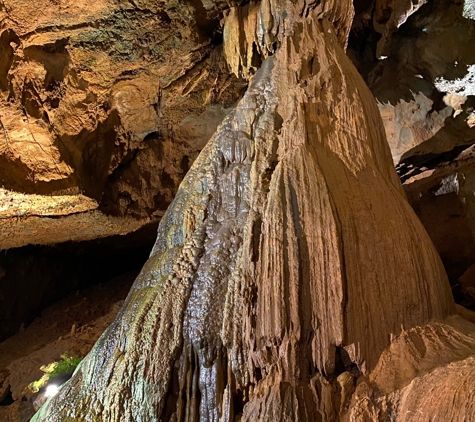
[
  {"x1": 0, "y1": 0, "x2": 245, "y2": 248},
  {"x1": 352, "y1": 0, "x2": 475, "y2": 167},
  {"x1": 0, "y1": 188, "x2": 150, "y2": 248},
  {"x1": 29, "y1": 1, "x2": 475, "y2": 421},
  {"x1": 402, "y1": 145, "x2": 475, "y2": 301},
  {"x1": 345, "y1": 315, "x2": 475, "y2": 421}
]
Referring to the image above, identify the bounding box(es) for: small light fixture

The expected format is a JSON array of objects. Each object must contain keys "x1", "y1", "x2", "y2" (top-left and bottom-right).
[{"x1": 45, "y1": 384, "x2": 59, "y2": 398}]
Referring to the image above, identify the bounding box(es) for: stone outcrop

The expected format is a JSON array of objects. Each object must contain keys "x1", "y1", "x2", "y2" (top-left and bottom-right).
[
  {"x1": 30, "y1": 1, "x2": 475, "y2": 421},
  {"x1": 0, "y1": 0, "x2": 245, "y2": 248},
  {"x1": 400, "y1": 145, "x2": 475, "y2": 303},
  {"x1": 345, "y1": 315, "x2": 475, "y2": 421},
  {"x1": 0, "y1": 0, "x2": 245, "y2": 357},
  {"x1": 349, "y1": 0, "x2": 475, "y2": 306},
  {"x1": 369, "y1": 0, "x2": 475, "y2": 164},
  {"x1": 0, "y1": 0, "x2": 473, "y2": 421}
]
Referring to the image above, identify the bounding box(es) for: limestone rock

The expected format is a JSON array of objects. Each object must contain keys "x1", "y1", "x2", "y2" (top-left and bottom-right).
[
  {"x1": 377, "y1": 91, "x2": 454, "y2": 164},
  {"x1": 349, "y1": 0, "x2": 475, "y2": 309},
  {"x1": 0, "y1": 0, "x2": 473, "y2": 421},
  {"x1": 345, "y1": 316, "x2": 475, "y2": 421},
  {"x1": 0, "y1": 0, "x2": 245, "y2": 248},
  {"x1": 32, "y1": 2, "x2": 460, "y2": 420},
  {"x1": 373, "y1": 0, "x2": 427, "y2": 58},
  {"x1": 351, "y1": 0, "x2": 475, "y2": 165},
  {"x1": 401, "y1": 145, "x2": 475, "y2": 303},
  {"x1": 0, "y1": 272, "x2": 134, "y2": 404},
  {"x1": 464, "y1": 0, "x2": 475, "y2": 19}
]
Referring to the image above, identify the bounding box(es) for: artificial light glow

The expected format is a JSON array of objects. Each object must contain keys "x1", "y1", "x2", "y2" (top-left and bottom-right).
[{"x1": 45, "y1": 384, "x2": 59, "y2": 398}]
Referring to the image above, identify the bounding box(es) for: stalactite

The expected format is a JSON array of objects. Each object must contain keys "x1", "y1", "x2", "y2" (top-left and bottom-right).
[{"x1": 32, "y1": 1, "x2": 475, "y2": 421}]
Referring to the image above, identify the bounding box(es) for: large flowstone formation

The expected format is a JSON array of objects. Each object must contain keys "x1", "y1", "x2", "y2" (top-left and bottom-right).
[{"x1": 32, "y1": 1, "x2": 475, "y2": 421}]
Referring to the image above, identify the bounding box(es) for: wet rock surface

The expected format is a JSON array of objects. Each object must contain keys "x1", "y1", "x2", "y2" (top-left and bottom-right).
[
  {"x1": 30, "y1": 0, "x2": 475, "y2": 420},
  {"x1": 1, "y1": 0, "x2": 475, "y2": 421}
]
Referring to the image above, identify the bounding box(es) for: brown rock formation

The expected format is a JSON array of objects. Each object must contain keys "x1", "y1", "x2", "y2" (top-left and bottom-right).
[
  {"x1": 29, "y1": 1, "x2": 475, "y2": 421},
  {"x1": 0, "y1": 0, "x2": 245, "y2": 248},
  {"x1": 401, "y1": 144, "x2": 475, "y2": 303},
  {"x1": 350, "y1": 0, "x2": 475, "y2": 165},
  {"x1": 348, "y1": 0, "x2": 475, "y2": 307},
  {"x1": 382, "y1": 4, "x2": 474, "y2": 161},
  {"x1": 0, "y1": 0, "x2": 245, "y2": 351}
]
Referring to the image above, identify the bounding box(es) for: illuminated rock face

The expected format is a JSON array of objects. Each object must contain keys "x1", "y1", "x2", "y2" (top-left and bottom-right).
[
  {"x1": 0, "y1": 0, "x2": 245, "y2": 248},
  {"x1": 357, "y1": 0, "x2": 475, "y2": 302},
  {"x1": 32, "y1": 1, "x2": 475, "y2": 421},
  {"x1": 0, "y1": 0, "x2": 245, "y2": 344}
]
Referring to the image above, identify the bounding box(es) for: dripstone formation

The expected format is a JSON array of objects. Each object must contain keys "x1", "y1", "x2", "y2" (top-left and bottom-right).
[{"x1": 30, "y1": 0, "x2": 475, "y2": 421}]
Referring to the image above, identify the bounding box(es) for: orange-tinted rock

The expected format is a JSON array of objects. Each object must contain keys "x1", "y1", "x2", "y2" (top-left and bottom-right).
[
  {"x1": 32, "y1": 2, "x2": 463, "y2": 420},
  {"x1": 0, "y1": 0, "x2": 245, "y2": 248}
]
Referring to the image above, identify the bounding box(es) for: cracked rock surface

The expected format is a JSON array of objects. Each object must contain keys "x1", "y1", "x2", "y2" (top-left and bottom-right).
[{"x1": 0, "y1": 0, "x2": 246, "y2": 247}]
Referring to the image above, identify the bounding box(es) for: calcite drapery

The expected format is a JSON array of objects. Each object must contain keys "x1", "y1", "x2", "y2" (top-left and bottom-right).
[{"x1": 32, "y1": 1, "x2": 463, "y2": 421}]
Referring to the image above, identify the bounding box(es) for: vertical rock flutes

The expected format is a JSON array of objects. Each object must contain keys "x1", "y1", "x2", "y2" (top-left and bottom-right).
[{"x1": 32, "y1": 0, "x2": 475, "y2": 421}]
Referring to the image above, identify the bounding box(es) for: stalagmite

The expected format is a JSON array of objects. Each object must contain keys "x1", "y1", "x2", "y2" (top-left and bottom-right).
[{"x1": 32, "y1": 0, "x2": 475, "y2": 421}]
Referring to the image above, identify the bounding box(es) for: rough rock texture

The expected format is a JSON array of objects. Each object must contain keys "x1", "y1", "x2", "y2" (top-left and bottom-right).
[
  {"x1": 0, "y1": 401, "x2": 35, "y2": 422},
  {"x1": 343, "y1": 314, "x2": 475, "y2": 421},
  {"x1": 368, "y1": 0, "x2": 475, "y2": 164},
  {"x1": 465, "y1": 0, "x2": 475, "y2": 19},
  {"x1": 400, "y1": 145, "x2": 475, "y2": 304},
  {"x1": 0, "y1": 187, "x2": 150, "y2": 248},
  {"x1": 0, "y1": 0, "x2": 245, "y2": 358},
  {"x1": 0, "y1": 0, "x2": 246, "y2": 248},
  {"x1": 31, "y1": 1, "x2": 473, "y2": 420},
  {"x1": 348, "y1": 0, "x2": 475, "y2": 306},
  {"x1": 0, "y1": 272, "x2": 135, "y2": 420}
]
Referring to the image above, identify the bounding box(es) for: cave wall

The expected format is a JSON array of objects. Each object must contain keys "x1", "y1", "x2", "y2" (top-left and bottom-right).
[
  {"x1": 0, "y1": 0, "x2": 246, "y2": 245},
  {"x1": 0, "y1": 0, "x2": 247, "y2": 348},
  {"x1": 348, "y1": 0, "x2": 475, "y2": 304},
  {"x1": 1, "y1": 0, "x2": 475, "y2": 345},
  {"x1": 30, "y1": 0, "x2": 468, "y2": 419},
  {"x1": 1, "y1": 0, "x2": 475, "y2": 420}
]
